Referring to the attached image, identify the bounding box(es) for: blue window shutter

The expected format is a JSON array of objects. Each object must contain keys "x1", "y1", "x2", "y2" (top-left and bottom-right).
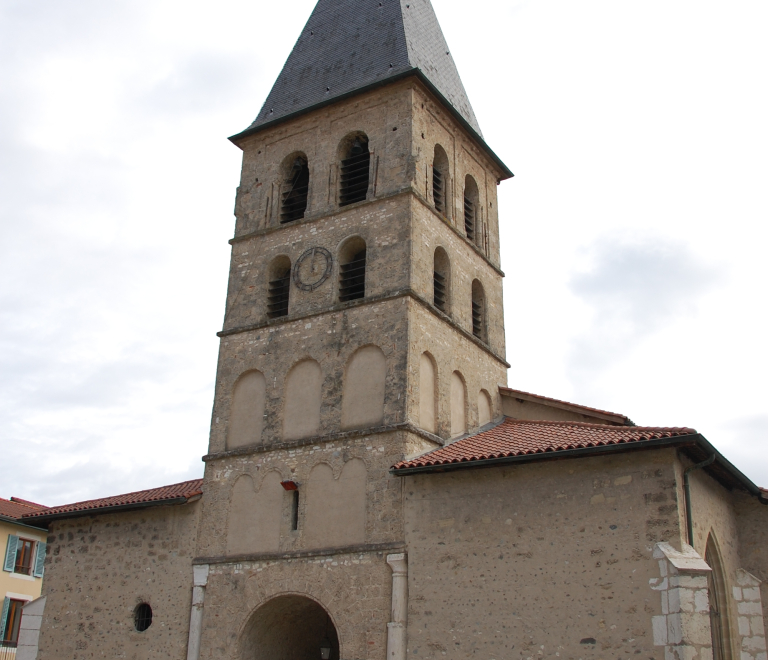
[
  {"x1": 0, "y1": 597, "x2": 9, "y2": 641},
  {"x1": 33, "y1": 542, "x2": 47, "y2": 578},
  {"x1": 3, "y1": 536, "x2": 18, "y2": 573}
]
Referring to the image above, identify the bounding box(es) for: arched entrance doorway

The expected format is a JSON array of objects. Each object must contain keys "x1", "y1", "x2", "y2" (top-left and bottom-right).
[{"x1": 241, "y1": 595, "x2": 340, "y2": 660}]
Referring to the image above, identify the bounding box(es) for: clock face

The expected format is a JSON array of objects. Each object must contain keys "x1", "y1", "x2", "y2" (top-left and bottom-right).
[{"x1": 293, "y1": 247, "x2": 333, "y2": 291}]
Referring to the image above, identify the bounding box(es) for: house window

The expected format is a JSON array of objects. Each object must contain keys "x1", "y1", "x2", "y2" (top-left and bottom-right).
[
  {"x1": 14, "y1": 539, "x2": 34, "y2": 576},
  {"x1": 1, "y1": 598, "x2": 26, "y2": 647},
  {"x1": 3, "y1": 535, "x2": 46, "y2": 578}
]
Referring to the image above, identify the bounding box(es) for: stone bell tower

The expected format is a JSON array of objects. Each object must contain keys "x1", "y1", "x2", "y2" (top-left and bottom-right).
[{"x1": 190, "y1": 1, "x2": 513, "y2": 658}]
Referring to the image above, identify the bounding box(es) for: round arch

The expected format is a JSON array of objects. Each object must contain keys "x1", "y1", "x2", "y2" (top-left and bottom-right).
[{"x1": 240, "y1": 594, "x2": 340, "y2": 660}]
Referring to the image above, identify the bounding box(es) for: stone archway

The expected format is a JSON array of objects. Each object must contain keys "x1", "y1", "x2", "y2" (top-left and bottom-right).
[{"x1": 240, "y1": 595, "x2": 340, "y2": 660}]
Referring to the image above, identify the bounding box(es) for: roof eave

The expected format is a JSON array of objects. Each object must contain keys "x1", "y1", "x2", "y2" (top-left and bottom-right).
[
  {"x1": 228, "y1": 69, "x2": 514, "y2": 180},
  {"x1": 391, "y1": 433, "x2": 766, "y2": 504},
  {"x1": 21, "y1": 494, "x2": 199, "y2": 526},
  {"x1": 0, "y1": 514, "x2": 48, "y2": 531}
]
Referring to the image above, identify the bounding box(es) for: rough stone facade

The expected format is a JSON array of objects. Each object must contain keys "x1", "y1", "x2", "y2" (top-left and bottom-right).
[{"x1": 36, "y1": 502, "x2": 200, "y2": 660}]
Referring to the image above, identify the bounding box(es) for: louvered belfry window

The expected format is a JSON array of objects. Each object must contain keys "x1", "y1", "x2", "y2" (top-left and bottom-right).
[
  {"x1": 339, "y1": 249, "x2": 366, "y2": 302},
  {"x1": 434, "y1": 270, "x2": 447, "y2": 312},
  {"x1": 471, "y1": 279, "x2": 485, "y2": 340},
  {"x1": 339, "y1": 138, "x2": 370, "y2": 206},
  {"x1": 433, "y1": 167, "x2": 445, "y2": 214},
  {"x1": 267, "y1": 266, "x2": 291, "y2": 318},
  {"x1": 464, "y1": 193, "x2": 475, "y2": 241},
  {"x1": 281, "y1": 157, "x2": 310, "y2": 223}
]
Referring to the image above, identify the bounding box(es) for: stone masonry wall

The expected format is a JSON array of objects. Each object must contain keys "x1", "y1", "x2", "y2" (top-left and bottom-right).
[
  {"x1": 402, "y1": 448, "x2": 683, "y2": 659},
  {"x1": 406, "y1": 299, "x2": 507, "y2": 440},
  {"x1": 209, "y1": 297, "x2": 411, "y2": 455},
  {"x1": 410, "y1": 197, "x2": 506, "y2": 360},
  {"x1": 735, "y1": 492, "x2": 768, "y2": 637},
  {"x1": 36, "y1": 501, "x2": 200, "y2": 660},
  {"x1": 196, "y1": 429, "x2": 433, "y2": 562},
  {"x1": 197, "y1": 549, "x2": 394, "y2": 660}
]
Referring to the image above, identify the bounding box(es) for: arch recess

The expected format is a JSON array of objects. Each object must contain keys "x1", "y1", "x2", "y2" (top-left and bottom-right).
[
  {"x1": 419, "y1": 352, "x2": 437, "y2": 434},
  {"x1": 341, "y1": 345, "x2": 386, "y2": 430},
  {"x1": 304, "y1": 459, "x2": 367, "y2": 548},
  {"x1": 283, "y1": 359, "x2": 322, "y2": 440},
  {"x1": 478, "y1": 389, "x2": 492, "y2": 427},
  {"x1": 239, "y1": 594, "x2": 340, "y2": 660},
  {"x1": 227, "y1": 471, "x2": 282, "y2": 555},
  {"x1": 450, "y1": 371, "x2": 467, "y2": 437},
  {"x1": 228, "y1": 370, "x2": 267, "y2": 450}
]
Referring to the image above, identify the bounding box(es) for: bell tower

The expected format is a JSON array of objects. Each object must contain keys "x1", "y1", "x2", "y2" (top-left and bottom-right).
[{"x1": 192, "y1": 1, "x2": 513, "y2": 657}]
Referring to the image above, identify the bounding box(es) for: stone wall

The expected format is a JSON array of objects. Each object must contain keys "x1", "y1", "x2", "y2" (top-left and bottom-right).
[
  {"x1": 736, "y1": 492, "x2": 768, "y2": 636},
  {"x1": 401, "y1": 448, "x2": 683, "y2": 659},
  {"x1": 36, "y1": 502, "x2": 200, "y2": 660},
  {"x1": 196, "y1": 548, "x2": 394, "y2": 660}
]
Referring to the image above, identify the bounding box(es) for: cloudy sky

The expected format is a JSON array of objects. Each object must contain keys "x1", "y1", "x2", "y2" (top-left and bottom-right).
[{"x1": 1, "y1": 0, "x2": 766, "y2": 505}]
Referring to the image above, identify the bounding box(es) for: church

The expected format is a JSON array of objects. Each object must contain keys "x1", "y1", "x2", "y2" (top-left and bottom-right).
[{"x1": 10, "y1": 1, "x2": 767, "y2": 659}]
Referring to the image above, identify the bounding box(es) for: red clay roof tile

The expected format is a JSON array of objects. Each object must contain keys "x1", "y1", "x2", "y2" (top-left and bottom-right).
[
  {"x1": 21, "y1": 479, "x2": 203, "y2": 520},
  {"x1": 0, "y1": 497, "x2": 48, "y2": 520},
  {"x1": 393, "y1": 418, "x2": 697, "y2": 471}
]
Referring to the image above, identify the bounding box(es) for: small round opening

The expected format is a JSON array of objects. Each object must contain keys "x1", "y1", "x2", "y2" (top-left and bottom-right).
[{"x1": 134, "y1": 603, "x2": 153, "y2": 632}]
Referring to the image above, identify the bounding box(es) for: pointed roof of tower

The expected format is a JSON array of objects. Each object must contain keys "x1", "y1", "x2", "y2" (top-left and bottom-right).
[{"x1": 233, "y1": 0, "x2": 507, "y2": 170}]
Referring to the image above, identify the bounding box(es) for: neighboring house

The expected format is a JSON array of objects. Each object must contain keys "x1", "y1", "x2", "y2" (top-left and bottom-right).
[{"x1": 0, "y1": 498, "x2": 47, "y2": 656}]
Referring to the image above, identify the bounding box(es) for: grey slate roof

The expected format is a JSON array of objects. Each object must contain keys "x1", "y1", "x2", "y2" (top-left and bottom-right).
[{"x1": 245, "y1": 0, "x2": 482, "y2": 136}]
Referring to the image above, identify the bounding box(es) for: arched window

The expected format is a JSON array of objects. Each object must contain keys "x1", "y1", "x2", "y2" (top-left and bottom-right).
[
  {"x1": 339, "y1": 135, "x2": 370, "y2": 206},
  {"x1": 433, "y1": 247, "x2": 450, "y2": 313},
  {"x1": 267, "y1": 256, "x2": 291, "y2": 319},
  {"x1": 464, "y1": 175, "x2": 479, "y2": 242},
  {"x1": 433, "y1": 145, "x2": 450, "y2": 216},
  {"x1": 705, "y1": 535, "x2": 732, "y2": 660},
  {"x1": 339, "y1": 237, "x2": 366, "y2": 302},
  {"x1": 280, "y1": 155, "x2": 309, "y2": 223},
  {"x1": 471, "y1": 279, "x2": 486, "y2": 341}
]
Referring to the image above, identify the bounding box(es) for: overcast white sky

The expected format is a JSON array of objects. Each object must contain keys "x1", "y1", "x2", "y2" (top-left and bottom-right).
[{"x1": 1, "y1": 0, "x2": 766, "y2": 505}]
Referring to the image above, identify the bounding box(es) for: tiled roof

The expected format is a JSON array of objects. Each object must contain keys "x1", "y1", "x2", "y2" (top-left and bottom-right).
[
  {"x1": 500, "y1": 387, "x2": 630, "y2": 423},
  {"x1": 242, "y1": 0, "x2": 482, "y2": 135},
  {"x1": 22, "y1": 479, "x2": 203, "y2": 521},
  {"x1": 393, "y1": 418, "x2": 697, "y2": 471},
  {"x1": 0, "y1": 497, "x2": 48, "y2": 520}
]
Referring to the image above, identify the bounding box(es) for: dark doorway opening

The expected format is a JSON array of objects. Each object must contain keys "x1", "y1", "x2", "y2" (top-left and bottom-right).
[{"x1": 241, "y1": 595, "x2": 340, "y2": 660}]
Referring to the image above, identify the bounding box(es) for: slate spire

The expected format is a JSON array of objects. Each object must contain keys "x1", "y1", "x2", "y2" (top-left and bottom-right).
[{"x1": 244, "y1": 0, "x2": 482, "y2": 137}]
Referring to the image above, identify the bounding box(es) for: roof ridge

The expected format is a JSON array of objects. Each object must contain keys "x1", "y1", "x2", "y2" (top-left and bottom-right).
[
  {"x1": 500, "y1": 387, "x2": 629, "y2": 421},
  {"x1": 9, "y1": 497, "x2": 48, "y2": 510},
  {"x1": 502, "y1": 417, "x2": 695, "y2": 433}
]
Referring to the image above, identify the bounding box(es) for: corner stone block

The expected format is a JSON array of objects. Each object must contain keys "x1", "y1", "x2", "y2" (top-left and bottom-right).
[
  {"x1": 654, "y1": 616, "x2": 668, "y2": 646},
  {"x1": 694, "y1": 590, "x2": 710, "y2": 614}
]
